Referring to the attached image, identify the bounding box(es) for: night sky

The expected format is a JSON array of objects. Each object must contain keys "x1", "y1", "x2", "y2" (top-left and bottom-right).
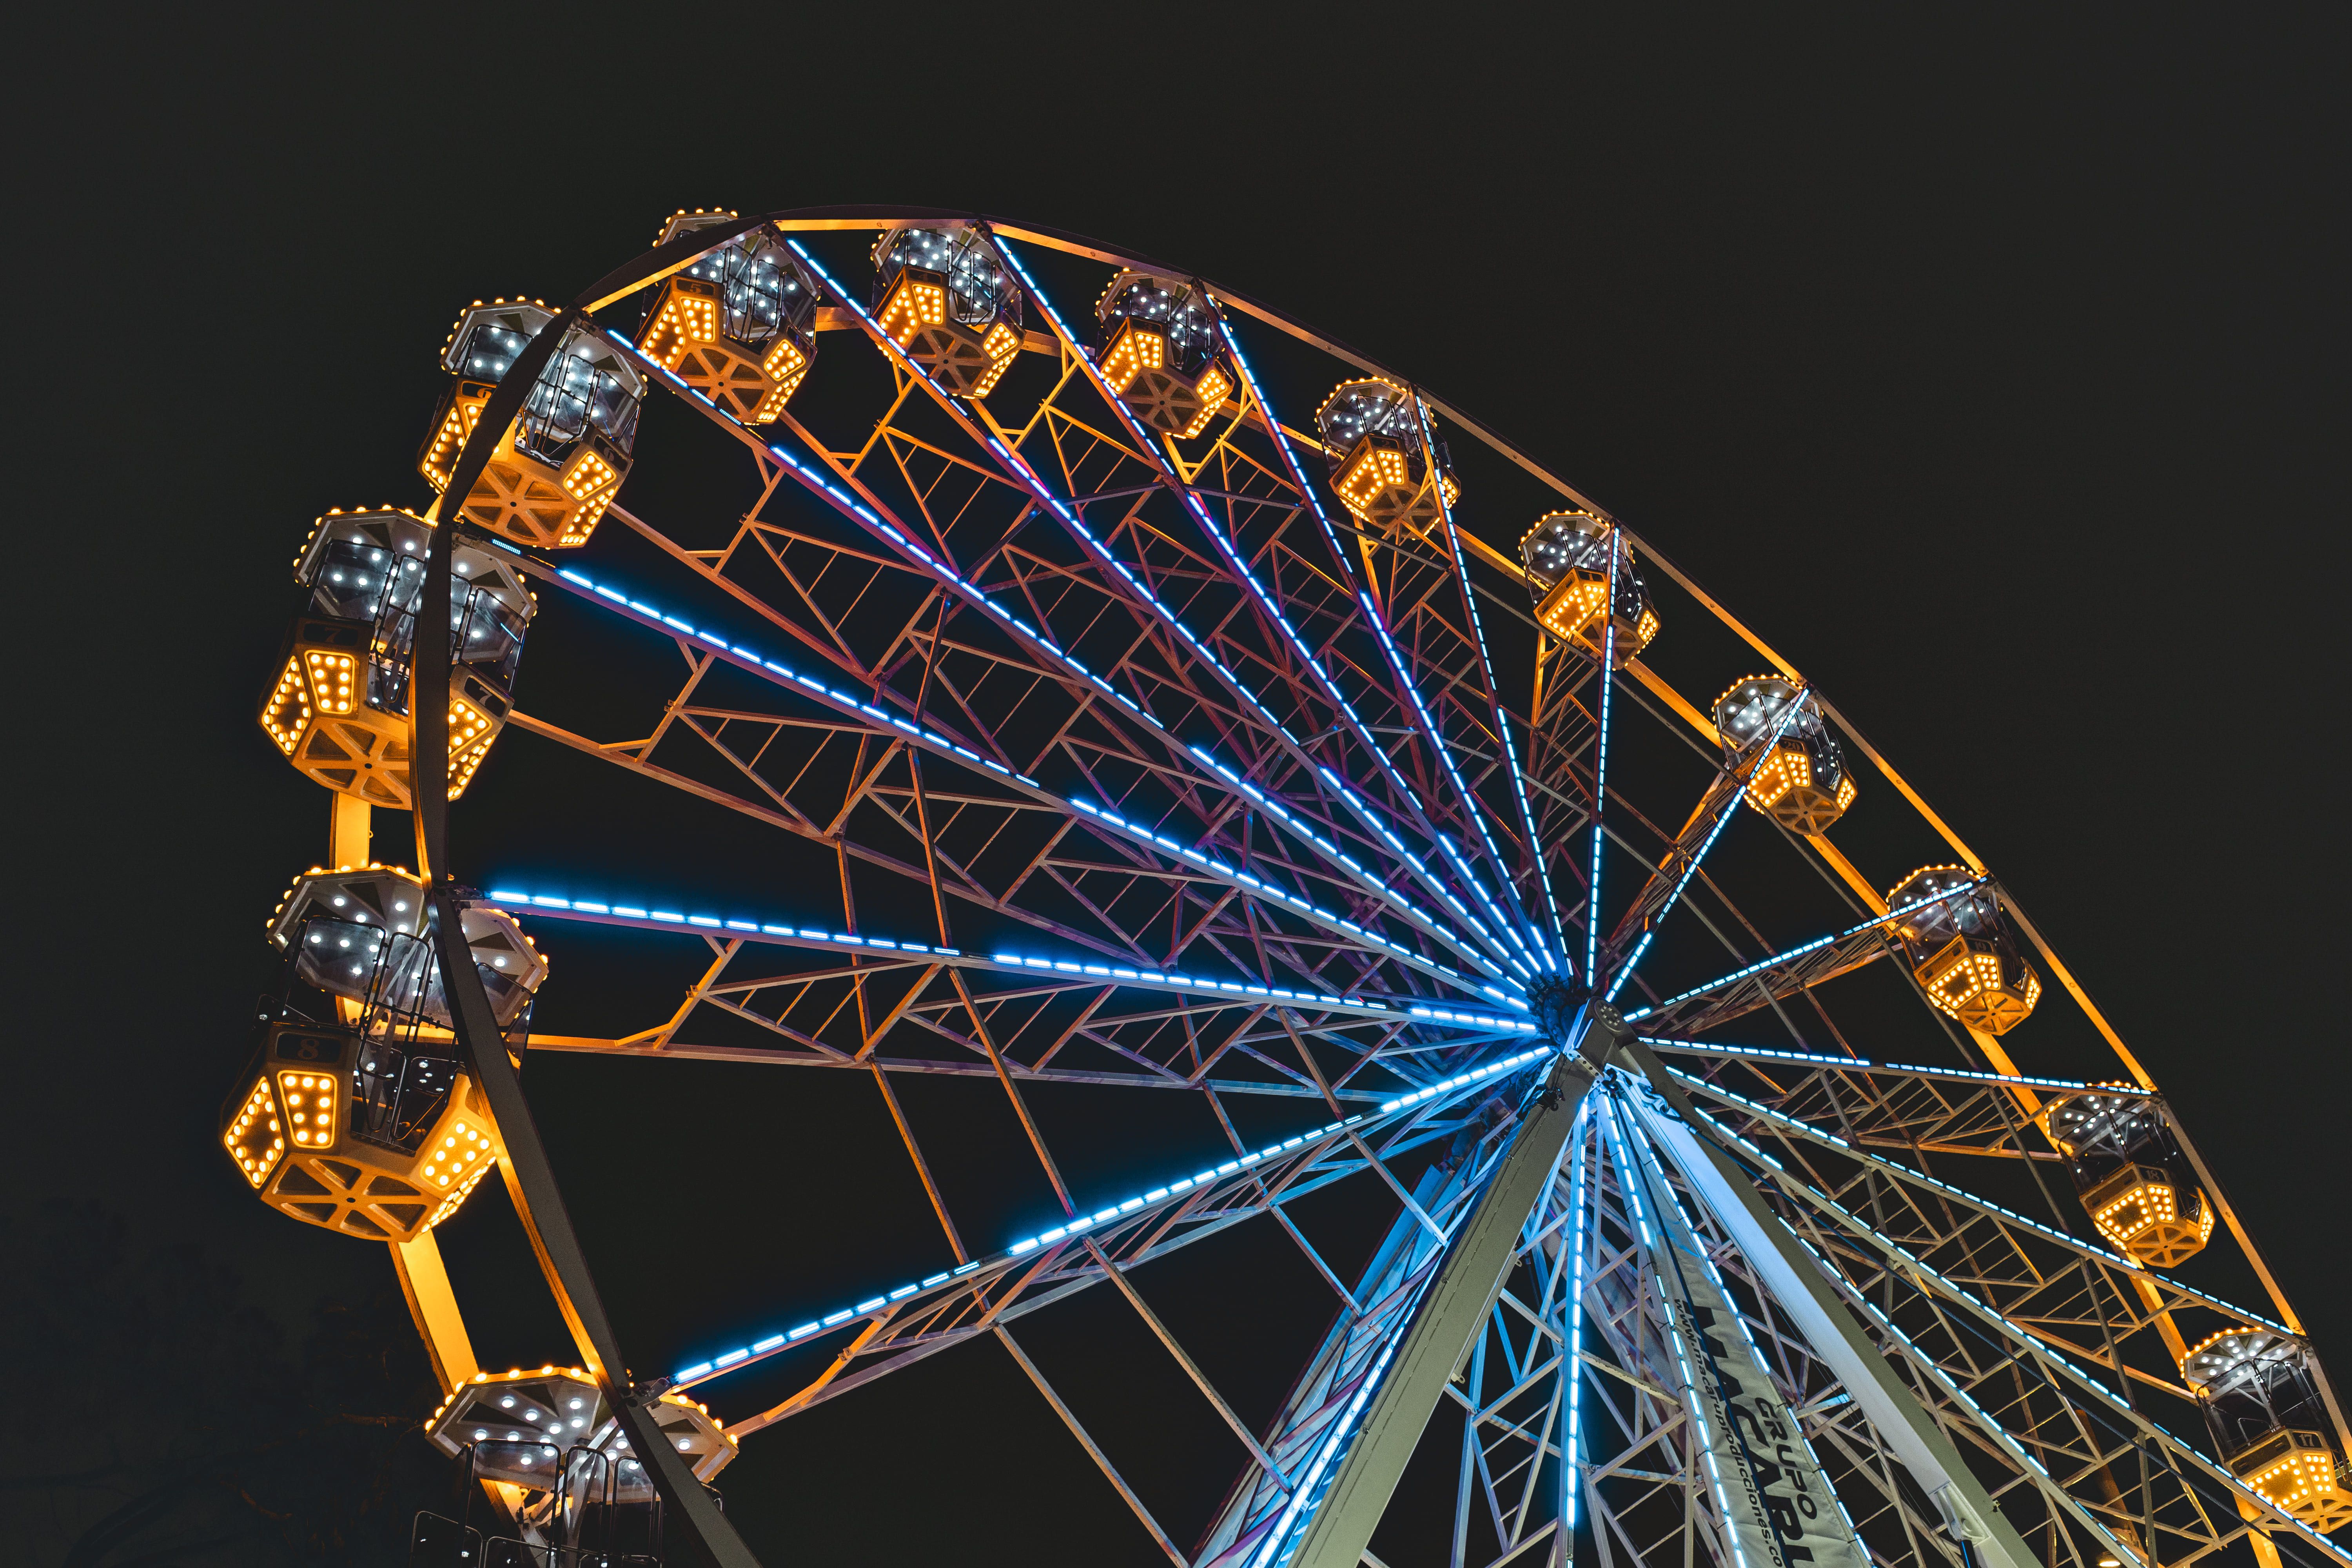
[{"x1": 15, "y1": 8, "x2": 2348, "y2": 1566}]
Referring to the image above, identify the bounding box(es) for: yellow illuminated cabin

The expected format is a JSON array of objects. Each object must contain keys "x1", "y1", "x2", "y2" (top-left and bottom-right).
[
  {"x1": 635, "y1": 211, "x2": 821, "y2": 425},
  {"x1": 871, "y1": 223, "x2": 1024, "y2": 397},
  {"x1": 1884, "y1": 866, "x2": 2042, "y2": 1034},
  {"x1": 260, "y1": 508, "x2": 533, "y2": 807},
  {"x1": 223, "y1": 1022, "x2": 497, "y2": 1243},
  {"x1": 2041, "y1": 1087, "x2": 2216, "y2": 1268},
  {"x1": 223, "y1": 866, "x2": 548, "y2": 1242},
  {"x1": 420, "y1": 299, "x2": 643, "y2": 548},
  {"x1": 2181, "y1": 1330, "x2": 2352, "y2": 1533},
  {"x1": 1095, "y1": 271, "x2": 1234, "y2": 437},
  {"x1": 426, "y1": 1367, "x2": 738, "y2": 1488},
  {"x1": 1520, "y1": 512, "x2": 1659, "y2": 668},
  {"x1": 1713, "y1": 676, "x2": 1857, "y2": 835},
  {"x1": 267, "y1": 864, "x2": 548, "y2": 1030},
  {"x1": 1318, "y1": 378, "x2": 1461, "y2": 535}
]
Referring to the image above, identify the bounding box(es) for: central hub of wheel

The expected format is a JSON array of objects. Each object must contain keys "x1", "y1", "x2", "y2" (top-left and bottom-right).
[{"x1": 1524, "y1": 975, "x2": 1592, "y2": 1047}]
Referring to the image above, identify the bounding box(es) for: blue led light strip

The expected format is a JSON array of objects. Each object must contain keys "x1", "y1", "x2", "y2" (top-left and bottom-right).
[
  {"x1": 589, "y1": 329, "x2": 1501, "y2": 992},
  {"x1": 1674, "y1": 1101, "x2": 2343, "y2": 1564},
  {"x1": 477, "y1": 888, "x2": 1537, "y2": 1034},
  {"x1": 1351, "y1": 602, "x2": 1543, "y2": 977},
  {"x1": 1374, "y1": 1045, "x2": 1551, "y2": 1112},
  {"x1": 1661, "y1": 1066, "x2": 2289, "y2": 1333},
  {"x1": 528, "y1": 565, "x2": 1500, "y2": 1003},
  {"x1": 1412, "y1": 392, "x2": 1563, "y2": 965},
  {"x1": 668, "y1": 1043, "x2": 1550, "y2": 1393},
  {"x1": 1641, "y1": 1036, "x2": 2141, "y2": 1095},
  {"x1": 1634, "y1": 1102, "x2": 1869, "y2": 1557},
  {"x1": 1249, "y1": 1324, "x2": 1411, "y2": 1568},
  {"x1": 989, "y1": 235, "x2": 1537, "y2": 980},
  {"x1": 1618, "y1": 882, "x2": 1984, "y2": 1021},
  {"x1": 666, "y1": 1114, "x2": 1357, "y2": 1386},
  {"x1": 775, "y1": 241, "x2": 1511, "y2": 981},
  {"x1": 1561, "y1": 1111, "x2": 1591, "y2": 1534},
  {"x1": 1602, "y1": 1094, "x2": 1752, "y2": 1568},
  {"x1": 1604, "y1": 690, "x2": 1814, "y2": 1002},
  {"x1": 1188, "y1": 746, "x2": 1512, "y2": 980},
  {"x1": 1209, "y1": 307, "x2": 1539, "y2": 957},
  {"x1": 1585, "y1": 534, "x2": 1622, "y2": 979}
]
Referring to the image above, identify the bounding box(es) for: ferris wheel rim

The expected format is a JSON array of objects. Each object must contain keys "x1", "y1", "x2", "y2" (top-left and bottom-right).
[{"x1": 259, "y1": 205, "x2": 2351, "y2": 1568}]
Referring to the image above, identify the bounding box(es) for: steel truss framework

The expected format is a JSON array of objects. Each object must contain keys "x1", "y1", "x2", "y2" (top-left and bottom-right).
[{"x1": 330, "y1": 207, "x2": 2348, "y2": 1568}]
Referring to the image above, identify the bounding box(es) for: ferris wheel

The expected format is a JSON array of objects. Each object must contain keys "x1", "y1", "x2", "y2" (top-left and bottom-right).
[{"x1": 234, "y1": 207, "x2": 2352, "y2": 1568}]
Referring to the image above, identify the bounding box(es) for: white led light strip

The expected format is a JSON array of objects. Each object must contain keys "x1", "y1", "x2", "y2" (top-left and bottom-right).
[{"x1": 1660, "y1": 1064, "x2": 2291, "y2": 1334}]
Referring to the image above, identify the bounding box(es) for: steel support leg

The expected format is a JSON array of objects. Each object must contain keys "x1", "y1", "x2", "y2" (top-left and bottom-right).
[
  {"x1": 1619, "y1": 1039, "x2": 2039, "y2": 1568},
  {"x1": 1278, "y1": 1006, "x2": 1623, "y2": 1568}
]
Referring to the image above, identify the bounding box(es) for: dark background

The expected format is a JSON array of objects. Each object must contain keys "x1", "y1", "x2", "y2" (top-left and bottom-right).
[{"x1": 9, "y1": 5, "x2": 2346, "y2": 1564}]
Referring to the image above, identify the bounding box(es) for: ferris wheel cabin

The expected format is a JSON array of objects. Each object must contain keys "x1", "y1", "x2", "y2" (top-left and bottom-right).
[
  {"x1": 1520, "y1": 509, "x2": 1659, "y2": 667},
  {"x1": 426, "y1": 1367, "x2": 736, "y2": 1488},
  {"x1": 419, "y1": 299, "x2": 644, "y2": 548},
  {"x1": 1317, "y1": 376, "x2": 1460, "y2": 534},
  {"x1": 1884, "y1": 865, "x2": 2043, "y2": 1035},
  {"x1": 2041, "y1": 1086, "x2": 2218, "y2": 1268},
  {"x1": 1715, "y1": 676, "x2": 1858, "y2": 835},
  {"x1": 1094, "y1": 270, "x2": 1234, "y2": 437},
  {"x1": 871, "y1": 223, "x2": 1024, "y2": 397},
  {"x1": 221, "y1": 865, "x2": 546, "y2": 1242},
  {"x1": 634, "y1": 210, "x2": 821, "y2": 425},
  {"x1": 260, "y1": 507, "x2": 534, "y2": 808},
  {"x1": 412, "y1": 1368, "x2": 737, "y2": 1565},
  {"x1": 2181, "y1": 1330, "x2": 2352, "y2": 1533}
]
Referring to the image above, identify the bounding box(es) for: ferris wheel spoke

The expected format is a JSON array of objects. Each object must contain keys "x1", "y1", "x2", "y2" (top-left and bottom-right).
[
  {"x1": 610, "y1": 339, "x2": 1494, "y2": 965},
  {"x1": 675, "y1": 1058, "x2": 1546, "y2": 1420},
  {"x1": 604, "y1": 499, "x2": 879, "y2": 683},
  {"x1": 1412, "y1": 395, "x2": 1564, "y2": 962},
  {"x1": 1575, "y1": 535, "x2": 1627, "y2": 980},
  {"x1": 816, "y1": 231, "x2": 1543, "y2": 982},
  {"x1": 1657, "y1": 1065, "x2": 2294, "y2": 1339},
  {"x1": 506, "y1": 573, "x2": 1513, "y2": 996},
  {"x1": 1646, "y1": 1037, "x2": 2122, "y2": 1158},
  {"x1": 501, "y1": 710, "x2": 1151, "y2": 966},
  {"x1": 484, "y1": 889, "x2": 1534, "y2": 1042},
  {"x1": 1655, "y1": 1095, "x2": 2352, "y2": 1568},
  {"x1": 1601, "y1": 688, "x2": 1820, "y2": 1002},
  {"x1": 487, "y1": 878, "x2": 1559, "y2": 1116},
  {"x1": 995, "y1": 237, "x2": 1550, "y2": 965},
  {"x1": 1617, "y1": 878, "x2": 1987, "y2": 1034}
]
